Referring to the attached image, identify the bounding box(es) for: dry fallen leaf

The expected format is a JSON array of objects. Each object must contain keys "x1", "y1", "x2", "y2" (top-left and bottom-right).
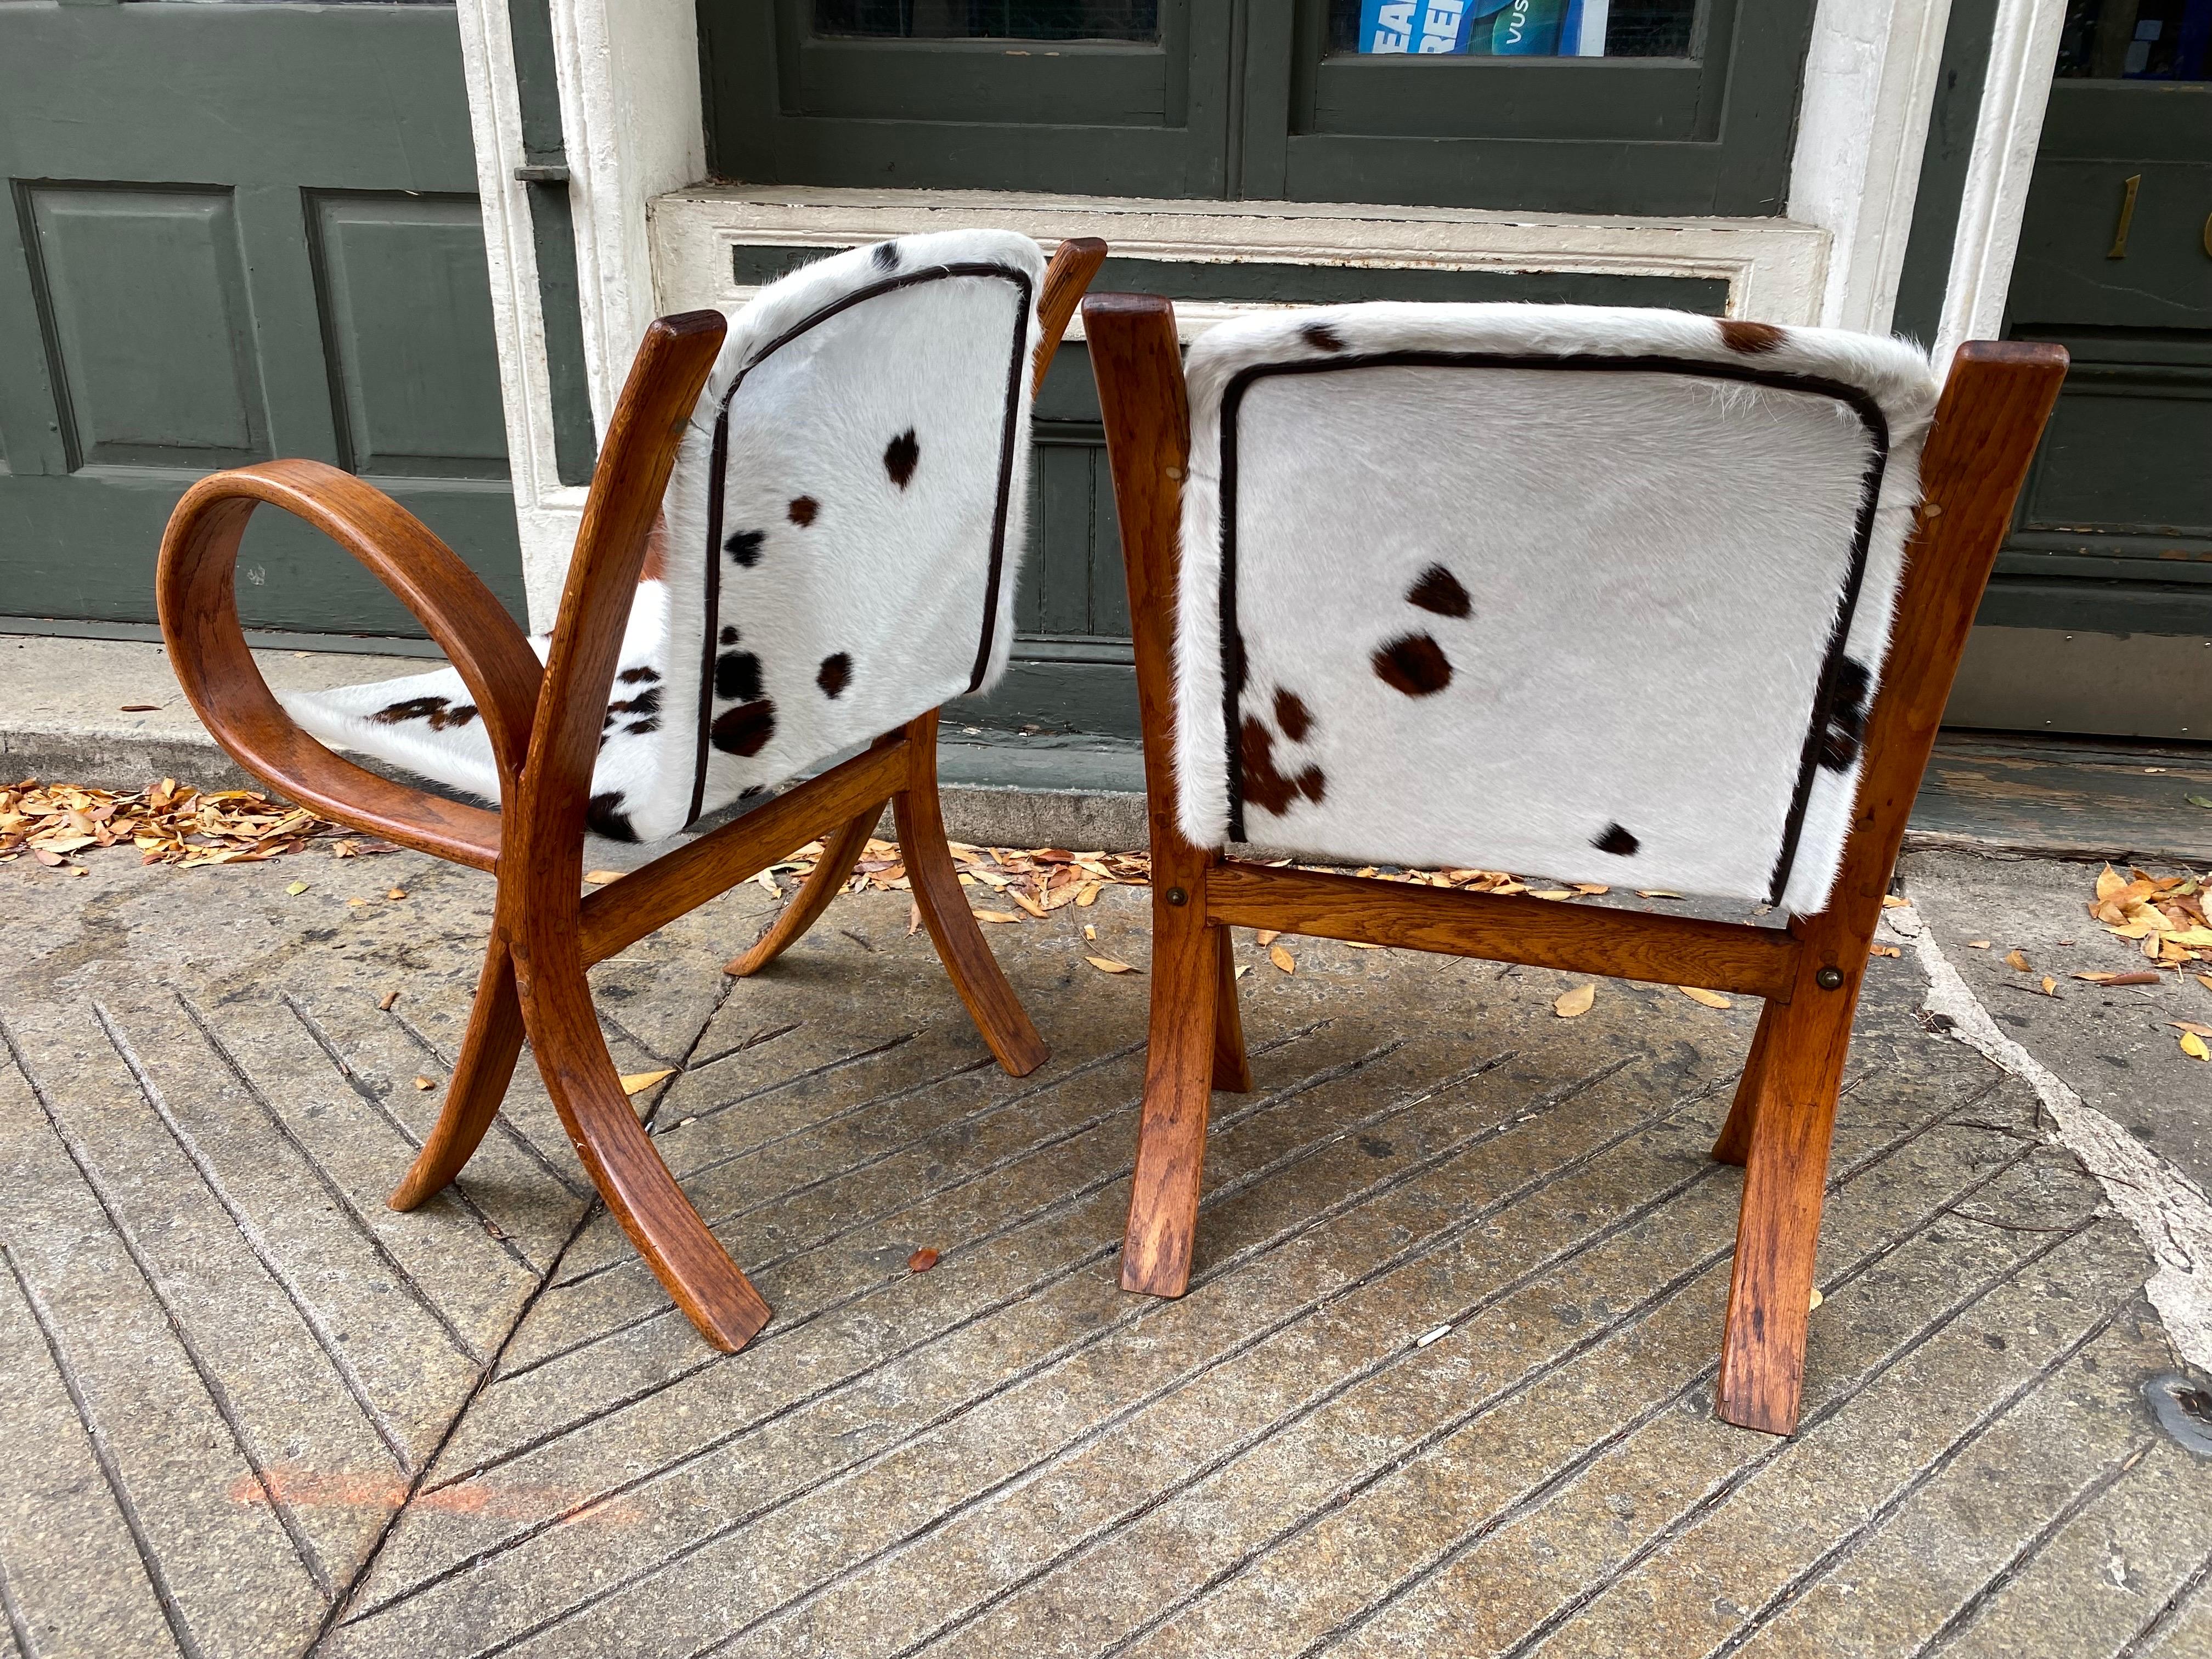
[
  {"x1": 2040, "y1": 977, "x2": 2058, "y2": 996},
  {"x1": 2074, "y1": 970, "x2": 2162, "y2": 986},
  {"x1": 753, "y1": 869, "x2": 781, "y2": 898},
  {"x1": 285, "y1": 881, "x2": 309, "y2": 896},
  {"x1": 1966, "y1": 940, "x2": 1992, "y2": 950},
  {"x1": 620, "y1": 1068, "x2": 675, "y2": 1094},
  {"x1": 973, "y1": 909, "x2": 1020, "y2": 924},
  {"x1": 907, "y1": 1247, "x2": 940, "y2": 1273},
  {"x1": 386, "y1": 887, "x2": 407, "y2": 900},
  {"x1": 907, "y1": 900, "x2": 922, "y2": 936},
  {"x1": 1086, "y1": 955, "x2": 1140, "y2": 974},
  {"x1": 1234, "y1": 963, "x2": 1251, "y2": 980},
  {"x1": 120, "y1": 703, "x2": 160, "y2": 713},
  {"x1": 1531, "y1": 889, "x2": 1574, "y2": 901},
  {"x1": 1637, "y1": 890, "x2": 1684, "y2": 899},
  {"x1": 377, "y1": 990, "x2": 399, "y2": 1011},
  {"x1": 1880, "y1": 895, "x2": 1908, "y2": 909},
  {"x1": 1679, "y1": 986, "x2": 1731, "y2": 1009},
  {"x1": 1869, "y1": 943, "x2": 1901, "y2": 958},
  {"x1": 2170, "y1": 1020, "x2": 2212, "y2": 1039},
  {"x1": 1269, "y1": 944, "x2": 1297, "y2": 974},
  {"x1": 1082, "y1": 923, "x2": 1097, "y2": 941},
  {"x1": 1808, "y1": 1287, "x2": 1824, "y2": 1312},
  {"x1": 411, "y1": 1076, "x2": 435, "y2": 1091},
  {"x1": 2199, "y1": 974, "x2": 2212, "y2": 995},
  {"x1": 1554, "y1": 983, "x2": 1596, "y2": 1019},
  {"x1": 2183, "y1": 1032, "x2": 2210, "y2": 1062},
  {"x1": 1256, "y1": 929, "x2": 1279, "y2": 947},
  {"x1": 585, "y1": 868, "x2": 623, "y2": 884},
  {"x1": 2002, "y1": 949, "x2": 2031, "y2": 972}
]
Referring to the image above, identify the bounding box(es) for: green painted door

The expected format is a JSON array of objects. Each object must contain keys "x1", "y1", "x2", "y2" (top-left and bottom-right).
[
  {"x1": 0, "y1": 1, "x2": 522, "y2": 638},
  {"x1": 1991, "y1": 5, "x2": 2211, "y2": 645}
]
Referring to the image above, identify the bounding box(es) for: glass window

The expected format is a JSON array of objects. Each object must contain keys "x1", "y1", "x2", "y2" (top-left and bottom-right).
[
  {"x1": 1325, "y1": 0, "x2": 1695, "y2": 58},
  {"x1": 2055, "y1": 0, "x2": 2212, "y2": 79},
  {"x1": 813, "y1": 1, "x2": 1160, "y2": 40}
]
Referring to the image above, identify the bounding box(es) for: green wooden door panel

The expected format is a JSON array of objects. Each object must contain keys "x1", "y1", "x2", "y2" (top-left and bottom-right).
[
  {"x1": 2010, "y1": 160, "x2": 2212, "y2": 330},
  {"x1": 1990, "y1": 75, "x2": 2212, "y2": 640},
  {"x1": 0, "y1": 3, "x2": 522, "y2": 636},
  {"x1": 21, "y1": 185, "x2": 269, "y2": 471},
  {"x1": 310, "y1": 193, "x2": 511, "y2": 480},
  {"x1": 709, "y1": 0, "x2": 1233, "y2": 198}
]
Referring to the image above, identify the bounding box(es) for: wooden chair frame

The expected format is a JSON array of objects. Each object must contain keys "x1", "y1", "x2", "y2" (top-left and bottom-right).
[
  {"x1": 1082, "y1": 291, "x2": 2066, "y2": 1435},
  {"x1": 156, "y1": 239, "x2": 1107, "y2": 1353}
]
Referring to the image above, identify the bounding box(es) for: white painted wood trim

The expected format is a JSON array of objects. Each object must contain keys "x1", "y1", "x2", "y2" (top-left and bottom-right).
[
  {"x1": 457, "y1": 0, "x2": 585, "y2": 627},
  {"x1": 1935, "y1": 0, "x2": 2066, "y2": 364},
  {"x1": 651, "y1": 186, "x2": 1833, "y2": 331},
  {"x1": 1787, "y1": 0, "x2": 1955, "y2": 334}
]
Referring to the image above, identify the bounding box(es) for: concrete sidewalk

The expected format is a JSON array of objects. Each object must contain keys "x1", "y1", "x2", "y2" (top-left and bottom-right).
[{"x1": 2, "y1": 829, "x2": 2208, "y2": 1659}]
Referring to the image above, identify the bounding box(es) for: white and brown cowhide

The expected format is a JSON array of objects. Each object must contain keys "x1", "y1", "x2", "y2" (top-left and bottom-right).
[
  {"x1": 281, "y1": 228, "x2": 1047, "y2": 843},
  {"x1": 1174, "y1": 304, "x2": 1941, "y2": 918}
]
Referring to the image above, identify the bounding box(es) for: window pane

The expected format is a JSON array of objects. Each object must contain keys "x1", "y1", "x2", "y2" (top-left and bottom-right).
[
  {"x1": 812, "y1": 1, "x2": 1159, "y2": 41},
  {"x1": 1326, "y1": 0, "x2": 1696, "y2": 57},
  {"x1": 2055, "y1": 0, "x2": 2212, "y2": 80}
]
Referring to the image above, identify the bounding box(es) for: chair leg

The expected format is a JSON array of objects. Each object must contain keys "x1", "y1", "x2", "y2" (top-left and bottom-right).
[
  {"x1": 1710, "y1": 998, "x2": 1779, "y2": 1166},
  {"x1": 517, "y1": 941, "x2": 772, "y2": 1351},
  {"x1": 1716, "y1": 988, "x2": 1855, "y2": 1435},
  {"x1": 390, "y1": 935, "x2": 527, "y2": 1211},
  {"x1": 1120, "y1": 887, "x2": 1221, "y2": 1298},
  {"x1": 895, "y1": 720, "x2": 1048, "y2": 1079},
  {"x1": 1211, "y1": 924, "x2": 1251, "y2": 1092},
  {"x1": 724, "y1": 799, "x2": 888, "y2": 977}
]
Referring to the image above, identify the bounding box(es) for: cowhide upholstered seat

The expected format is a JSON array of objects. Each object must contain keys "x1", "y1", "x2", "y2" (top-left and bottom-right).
[
  {"x1": 157, "y1": 233, "x2": 1107, "y2": 1355},
  {"x1": 1082, "y1": 291, "x2": 2066, "y2": 1436}
]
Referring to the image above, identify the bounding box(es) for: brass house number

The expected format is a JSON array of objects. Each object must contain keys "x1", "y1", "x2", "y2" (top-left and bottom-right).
[{"x1": 2104, "y1": 172, "x2": 2212, "y2": 261}]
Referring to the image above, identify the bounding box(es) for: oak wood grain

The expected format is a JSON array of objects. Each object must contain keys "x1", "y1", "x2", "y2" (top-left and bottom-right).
[
  {"x1": 1716, "y1": 340, "x2": 2068, "y2": 1434},
  {"x1": 1086, "y1": 293, "x2": 1227, "y2": 1297},
  {"x1": 896, "y1": 710, "x2": 1049, "y2": 1077},
  {"x1": 724, "y1": 796, "x2": 891, "y2": 978},
  {"x1": 1035, "y1": 237, "x2": 1108, "y2": 394},
  {"x1": 156, "y1": 460, "x2": 541, "y2": 868},
  {"x1": 1205, "y1": 861, "x2": 1801, "y2": 1001},
  {"x1": 577, "y1": 738, "x2": 913, "y2": 966}
]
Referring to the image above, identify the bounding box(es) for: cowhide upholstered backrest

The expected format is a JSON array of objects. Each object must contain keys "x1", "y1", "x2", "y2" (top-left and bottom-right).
[
  {"x1": 612, "y1": 229, "x2": 1048, "y2": 839},
  {"x1": 1173, "y1": 304, "x2": 1942, "y2": 918},
  {"x1": 278, "y1": 229, "x2": 1045, "y2": 843}
]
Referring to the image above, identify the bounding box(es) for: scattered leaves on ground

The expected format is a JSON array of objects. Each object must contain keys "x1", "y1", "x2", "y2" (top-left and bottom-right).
[
  {"x1": 1679, "y1": 986, "x2": 1731, "y2": 1009},
  {"x1": 1554, "y1": 983, "x2": 1596, "y2": 1019},
  {"x1": 1086, "y1": 955, "x2": 1139, "y2": 974},
  {"x1": 2083, "y1": 862, "x2": 2212, "y2": 977},
  {"x1": 1268, "y1": 944, "x2": 1297, "y2": 974},
  {"x1": 0, "y1": 777, "x2": 334, "y2": 872},
  {"x1": 907, "y1": 1248, "x2": 940, "y2": 1273},
  {"x1": 619, "y1": 1068, "x2": 675, "y2": 1094}
]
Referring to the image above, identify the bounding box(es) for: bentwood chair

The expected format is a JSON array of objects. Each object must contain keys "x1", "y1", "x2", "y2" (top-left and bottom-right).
[
  {"x1": 1083, "y1": 291, "x2": 2064, "y2": 1435},
  {"x1": 156, "y1": 231, "x2": 1107, "y2": 1352}
]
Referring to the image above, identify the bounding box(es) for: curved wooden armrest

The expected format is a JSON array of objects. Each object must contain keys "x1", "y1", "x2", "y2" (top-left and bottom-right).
[{"x1": 156, "y1": 459, "x2": 544, "y2": 871}]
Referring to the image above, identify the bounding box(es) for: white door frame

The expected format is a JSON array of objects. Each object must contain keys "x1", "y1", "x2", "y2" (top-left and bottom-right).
[{"x1": 461, "y1": 0, "x2": 2066, "y2": 628}]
